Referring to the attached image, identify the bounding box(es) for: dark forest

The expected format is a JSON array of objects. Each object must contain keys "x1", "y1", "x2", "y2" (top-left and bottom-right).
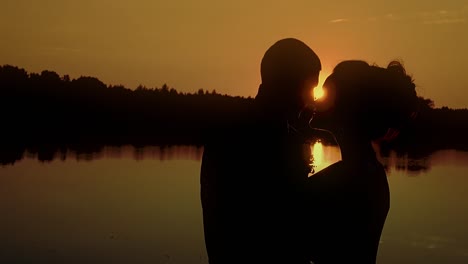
[{"x1": 1, "y1": 65, "x2": 467, "y2": 165}]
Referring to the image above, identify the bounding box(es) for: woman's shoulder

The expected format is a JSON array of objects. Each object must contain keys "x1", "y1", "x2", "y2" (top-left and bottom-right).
[
  {"x1": 307, "y1": 161, "x2": 347, "y2": 191},
  {"x1": 307, "y1": 159, "x2": 387, "y2": 189}
]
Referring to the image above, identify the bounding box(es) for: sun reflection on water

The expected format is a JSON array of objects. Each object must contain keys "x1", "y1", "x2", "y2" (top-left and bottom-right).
[{"x1": 310, "y1": 140, "x2": 342, "y2": 174}]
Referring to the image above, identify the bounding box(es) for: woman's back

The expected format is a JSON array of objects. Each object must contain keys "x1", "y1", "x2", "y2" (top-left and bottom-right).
[{"x1": 306, "y1": 157, "x2": 390, "y2": 263}]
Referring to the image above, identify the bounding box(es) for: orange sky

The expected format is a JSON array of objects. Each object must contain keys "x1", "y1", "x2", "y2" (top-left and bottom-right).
[{"x1": 1, "y1": 0, "x2": 467, "y2": 108}]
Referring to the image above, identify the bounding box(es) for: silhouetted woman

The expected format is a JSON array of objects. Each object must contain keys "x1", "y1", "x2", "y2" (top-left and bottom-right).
[{"x1": 306, "y1": 60, "x2": 418, "y2": 263}]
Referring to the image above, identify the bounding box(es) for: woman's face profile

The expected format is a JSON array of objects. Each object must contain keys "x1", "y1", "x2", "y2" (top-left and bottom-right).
[{"x1": 310, "y1": 79, "x2": 338, "y2": 131}]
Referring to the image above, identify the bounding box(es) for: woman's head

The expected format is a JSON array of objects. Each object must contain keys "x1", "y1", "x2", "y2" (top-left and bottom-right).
[{"x1": 314, "y1": 60, "x2": 417, "y2": 141}]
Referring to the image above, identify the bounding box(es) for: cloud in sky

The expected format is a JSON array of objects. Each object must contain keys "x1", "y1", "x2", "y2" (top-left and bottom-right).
[
  {"x1": 347, "y1": 7, "x2": 467, "y2": 25},
  {"x1": 423, "y1": 18, "x2": 466, "y2": 25},
  {"x1": 385, "y1": 13, "x2": 401, "y2": 20},
  {"x1": 52, "y1": 47, "x2": 82, "y2": 53},
  {"x1": 38, "y1": 46, "x2": 82, "y2": 56},
  {"x1": 329, "y1": 18, "x2": 349, "y2": 23},
  {"x1": 419, "y1": 8, "x2": 467, "y2": 25},
  {"x1": 462, "y1": 5, "x2": 468, "y2": 15}
]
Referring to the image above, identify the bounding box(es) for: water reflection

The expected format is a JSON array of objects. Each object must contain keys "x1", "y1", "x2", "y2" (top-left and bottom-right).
[
  {"x1": 1, "y1": 143, "x2": 468, "y2": 263},
  {"x1": 0, "y1": 157, "x2": 207, "y2": 264},
  {"x1": 375, "y1": 147, "x2": 468, "y2": 176},
  {"x1": 1, "y1": 145, "x2": 204, "y2": 166},
  {"x1": 309, "y1": 141, "x2": 467, "y2": 176},
  {"x1": 378, "y1": 151, "x2": 430, "y2": 176},
  {"x1": 2, "y1": 141, "x2": 468, "y2": 174},
  {"x1": 310, "y1": 141, "x2": 430, "y2": 175},
  {"x1": 105, "y1": 145, "x2": 204, "y2": 161},
  {"x1": 310, "y1": 141, "x2": 341, "y2": 173}
]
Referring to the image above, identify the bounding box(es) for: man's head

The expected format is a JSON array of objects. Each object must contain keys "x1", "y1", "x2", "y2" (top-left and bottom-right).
[{"x1": 259, "y1": 38, "x2": 321, "y2": 112}]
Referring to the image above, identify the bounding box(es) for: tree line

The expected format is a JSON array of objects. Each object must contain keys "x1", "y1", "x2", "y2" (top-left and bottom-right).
[{"x1": 0, "y1": 64, "x2": 467, "y2": 164}]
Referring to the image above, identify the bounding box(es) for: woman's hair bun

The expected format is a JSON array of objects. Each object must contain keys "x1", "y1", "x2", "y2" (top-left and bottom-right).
[{"x1": 387, "y1": 60, "x2": 406, "y2": 75}]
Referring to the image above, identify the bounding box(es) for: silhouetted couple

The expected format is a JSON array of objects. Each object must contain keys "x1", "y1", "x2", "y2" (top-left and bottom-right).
[{"x1": 200, "y1": 38, "x2": 418, "y2": 263}]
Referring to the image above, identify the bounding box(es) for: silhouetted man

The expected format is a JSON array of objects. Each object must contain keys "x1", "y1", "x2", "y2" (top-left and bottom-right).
[{"x1": 200, "y1": 38, "x2": 321, "y2": 264}]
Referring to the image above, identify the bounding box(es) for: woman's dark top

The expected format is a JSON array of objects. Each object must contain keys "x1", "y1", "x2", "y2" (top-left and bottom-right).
[{"x1": 306, "y1": 157, "x2": 390, "y2": 264}]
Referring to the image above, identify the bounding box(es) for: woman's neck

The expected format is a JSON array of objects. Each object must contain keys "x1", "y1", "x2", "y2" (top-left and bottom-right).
[{"x1": 334, "y1": 129, "x2": 376, "y2": 164}]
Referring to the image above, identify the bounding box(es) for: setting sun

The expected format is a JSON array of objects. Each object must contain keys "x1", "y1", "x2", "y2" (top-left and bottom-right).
[
  {"x1": 314, "y1": 86, "x2": 325, "y2": 100},
  {"x1": 313, "y1": 72, "x2": 329, "y2": 101}
]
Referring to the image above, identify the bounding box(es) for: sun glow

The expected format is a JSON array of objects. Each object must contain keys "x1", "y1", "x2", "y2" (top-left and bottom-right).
[
  {"x1": 312, "y1": 72, "x2": 329, "y2": 101},
  {"x1": 313, "y1": 86, "x2": 325, "y2": 100}
]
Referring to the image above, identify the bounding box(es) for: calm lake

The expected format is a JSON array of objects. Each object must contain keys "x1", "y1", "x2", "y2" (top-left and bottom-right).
[{"x1": 0, "y1": 143, "x2": 467, "y2": 264}]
